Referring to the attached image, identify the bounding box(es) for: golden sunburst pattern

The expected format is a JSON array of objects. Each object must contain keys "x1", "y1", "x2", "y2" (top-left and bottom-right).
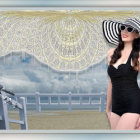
[{"x1": 0, "y1": 10, "x2": 140, "y2": 72}]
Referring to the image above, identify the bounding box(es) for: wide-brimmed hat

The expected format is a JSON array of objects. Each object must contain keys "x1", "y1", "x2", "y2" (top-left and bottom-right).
[{"x1": 102, "y1": 18, "x2": 140, "y2": 46}]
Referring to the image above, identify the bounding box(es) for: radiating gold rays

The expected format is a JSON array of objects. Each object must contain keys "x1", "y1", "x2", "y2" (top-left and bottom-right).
[{"x1": 0, "y1": 10, "x2": 139, "y2": 71}]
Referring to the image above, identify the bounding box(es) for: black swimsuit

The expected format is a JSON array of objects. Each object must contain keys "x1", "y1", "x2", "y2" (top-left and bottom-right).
[{"x1": 107, "y1": 48, "x2": 140, "y2": 116}]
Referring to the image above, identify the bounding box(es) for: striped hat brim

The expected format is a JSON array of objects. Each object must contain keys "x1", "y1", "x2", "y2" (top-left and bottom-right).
[{"x1": 102, "y1": 20, "x2": 121, "y2": 46}]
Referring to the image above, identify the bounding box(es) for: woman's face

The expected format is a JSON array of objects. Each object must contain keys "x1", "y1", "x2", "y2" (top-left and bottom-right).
[{"x1": 121, "y1": 25, "x2": 140, "y2": 42}]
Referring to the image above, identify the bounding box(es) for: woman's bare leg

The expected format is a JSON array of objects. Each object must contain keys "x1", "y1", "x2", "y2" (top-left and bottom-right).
[
  {"x1": 115, "y1": 113, "x2": 140, "y2": 130},
  {"x1": 135, "y1": 116, "x2": 140, "y2": 129},
  {"x1": 109, "y1": 112, "x2": 121, "y2": 129}
]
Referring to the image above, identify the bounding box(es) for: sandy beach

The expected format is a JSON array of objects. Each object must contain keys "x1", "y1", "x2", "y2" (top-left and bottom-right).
[{"x1": 8, "y1": 110, "x2": 110, "y2": 130}]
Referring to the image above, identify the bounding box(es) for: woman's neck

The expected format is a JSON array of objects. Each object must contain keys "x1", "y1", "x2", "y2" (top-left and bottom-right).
[{"x1": 123, "y1": 42, "x2": 133, "y2": 51}]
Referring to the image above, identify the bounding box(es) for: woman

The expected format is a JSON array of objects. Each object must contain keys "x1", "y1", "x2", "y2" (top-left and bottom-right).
[{"x1": 102, "y1": 18, "x2": 140, "y2": 130}]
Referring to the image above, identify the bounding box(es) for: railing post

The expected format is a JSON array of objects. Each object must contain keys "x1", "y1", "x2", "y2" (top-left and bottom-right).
[
  {"x1": 0, "y1": 92, "x2": 10, "y2": 129},
  {"x1": 89, "y1": 95, "x2": 92, "y2": 104},
  {"x1": 68, "y1": 91, "x2": 72, "y2": 112},
  {"x1": 80, "y1": 95, "x2": 82, "y2": 105},
  {"x1": 58, "y1": 95, "x2": 60, "y2": 105},
  {"x1": 48, "y1": 95, "x2": 51, "y2": 104},
  {"x1": 35, "y1": 92, "x2": 41, "y2": 112},
  {"x1": 18, "y1": 97, "x2": 28, "y2": 130},
  {"x1": 99, "y1": 92, "x2": 105, "y2": 112}
]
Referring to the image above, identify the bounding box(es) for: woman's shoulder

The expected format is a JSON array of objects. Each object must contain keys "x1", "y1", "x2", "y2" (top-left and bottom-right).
[
  {"x1": 107, "y1": 48, "x2": 116, "y2": 65},
  {"x1": 107, "y1": 48, "x2": 116, "y2": 57},
  {"x1": 138, "y1": 51, "x2": 140, "y2": 65},
  {"x1": 137, "y1": 51, "x2": 140, "y2": 72}
]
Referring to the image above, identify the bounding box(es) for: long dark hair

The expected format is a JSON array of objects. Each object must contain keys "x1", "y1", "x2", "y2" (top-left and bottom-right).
[{"x1": 109, "y1": 29, "x2": 140, "y2": 71}]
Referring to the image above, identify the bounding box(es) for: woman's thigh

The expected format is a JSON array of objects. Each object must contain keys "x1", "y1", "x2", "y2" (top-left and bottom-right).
[
  {"x1": 109, "y1": 112, "x2": 121, "y2": 130},
  {"x1": 115, "y1": 113, "x2": 140, "y2": 130}
]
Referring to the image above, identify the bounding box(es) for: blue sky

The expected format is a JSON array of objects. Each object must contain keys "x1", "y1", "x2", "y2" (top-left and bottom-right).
[{"x1": 0, "y1": 52, "x2": 108, "y2": 94}]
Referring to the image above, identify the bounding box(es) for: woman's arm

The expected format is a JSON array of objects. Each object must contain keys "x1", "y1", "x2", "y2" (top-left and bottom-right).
[
  {"x1": 138, "y1": 52, "x2": 140, "y2": 72},
  {"x1": 106, "y1": 48, "x2": 114, "y2": 111},
  {"x1": 106, "y1": 77, "x2": 112, "y2": 111}
]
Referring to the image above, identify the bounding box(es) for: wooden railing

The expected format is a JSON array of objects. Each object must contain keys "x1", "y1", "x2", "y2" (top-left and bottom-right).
[{"x1": 14, "y1": 92, "x2": 106, "y2": 113}]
